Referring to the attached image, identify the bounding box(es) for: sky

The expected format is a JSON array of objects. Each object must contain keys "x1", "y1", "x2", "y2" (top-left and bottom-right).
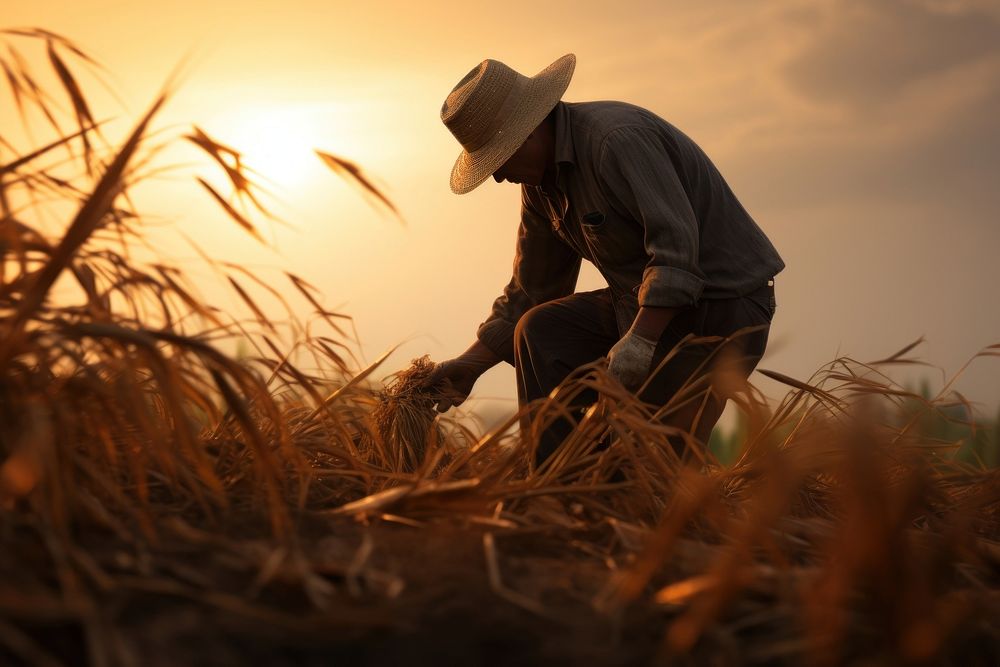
[{"x1": 3, "y1": 0, "x2": 999, "y2": 426}]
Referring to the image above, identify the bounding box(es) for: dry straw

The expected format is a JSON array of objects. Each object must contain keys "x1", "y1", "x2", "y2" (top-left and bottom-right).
[{"x1": 369, "y1": 355, "x2": 446, "y2": 472}]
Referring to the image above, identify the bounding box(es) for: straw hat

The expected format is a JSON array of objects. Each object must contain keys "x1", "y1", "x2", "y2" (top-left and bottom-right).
[{"x1": 441, "y1": 54, "x2": 576, "y2": 194}]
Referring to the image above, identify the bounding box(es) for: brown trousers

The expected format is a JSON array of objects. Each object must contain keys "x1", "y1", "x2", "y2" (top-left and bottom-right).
[{"x1": 513, "y1": 280, "x2": 776, "y2": 464}]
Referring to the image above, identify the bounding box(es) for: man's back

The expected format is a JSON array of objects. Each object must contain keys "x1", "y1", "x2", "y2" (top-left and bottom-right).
[{"x1": 523, "y1": 100, "x2": 784, "y2": 323}]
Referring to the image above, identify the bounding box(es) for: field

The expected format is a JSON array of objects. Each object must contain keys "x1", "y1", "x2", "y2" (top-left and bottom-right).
[{"x1": 2, "y1": 30, "x2": 999, "y2": 666}]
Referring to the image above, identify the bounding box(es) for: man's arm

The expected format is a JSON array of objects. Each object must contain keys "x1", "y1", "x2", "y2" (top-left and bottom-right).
[
  {"x1": 598, "y1": 126, "x2": 703, "y2": 388},
  {"x1": 476, "y1": 185, "x2": 582, "y2": 365},
  {"x1": 631, "y1": 305, "x2": 681, "y2": 342},
  {"x1": 598, "y1": 126, "x2": 706, "y2": 311},
  {"x1": 423, "y1": 338, "x2": 501, "y2": 413},
  {"x1": 424, "y1": 185, "x2": 581, "y2": 410}
]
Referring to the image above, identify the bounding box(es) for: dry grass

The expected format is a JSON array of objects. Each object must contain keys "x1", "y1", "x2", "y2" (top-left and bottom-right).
[
  {"x1": 1, "y1": 28, "x2": 999, "y2": 666},
  {"x1": 368, "y1": 355, "x2": 446, "y2": 473}
]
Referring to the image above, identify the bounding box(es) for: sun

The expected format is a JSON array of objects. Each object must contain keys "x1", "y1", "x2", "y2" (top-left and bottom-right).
[{"x1": 216, "y1": 107, "x2": 323, "y2": 192}]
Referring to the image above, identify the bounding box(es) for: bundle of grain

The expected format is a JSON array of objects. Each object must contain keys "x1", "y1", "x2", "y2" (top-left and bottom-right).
[{"x1": 372, "y1": 355, "x2": 446, "y2": 472}]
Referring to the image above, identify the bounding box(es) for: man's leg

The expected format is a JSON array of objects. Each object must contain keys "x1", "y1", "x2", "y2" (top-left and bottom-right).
[
  {"x1": 513, "y1": 289, "x2": 620, "y2": 465},
  {"x1": 640, "y1": 281, "x2": 776, "y2": 460}
]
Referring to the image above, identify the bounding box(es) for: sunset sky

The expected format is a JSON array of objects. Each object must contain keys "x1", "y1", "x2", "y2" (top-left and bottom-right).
[{"x1": 4, "y1": 0, "x2": 999, "y2": 424}]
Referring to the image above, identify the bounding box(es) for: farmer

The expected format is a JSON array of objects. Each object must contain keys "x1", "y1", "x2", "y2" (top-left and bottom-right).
[{"x1": 425, "y1": 54, "x2": 785, "y2": 464}]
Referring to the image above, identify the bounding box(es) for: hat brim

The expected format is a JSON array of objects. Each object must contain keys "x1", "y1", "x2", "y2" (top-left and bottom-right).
[{"x1": 449, "y1": 54, "x2": 576, "y2": 195}]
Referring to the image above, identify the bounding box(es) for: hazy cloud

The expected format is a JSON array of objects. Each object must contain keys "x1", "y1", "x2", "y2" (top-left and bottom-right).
[
  {"x1": 695, "y1": 0, "x2": 1000, "y2": 217},
  {"x1": 782, "y1": 0, "x2": 1000, "y2": 107}
]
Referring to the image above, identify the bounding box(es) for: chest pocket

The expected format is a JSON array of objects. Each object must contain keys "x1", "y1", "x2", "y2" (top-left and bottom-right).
[
  {"x1": 579, "y1": 208, "x2": 645, "y2": 266},
  {"x1": 582, "y1": 211, "x2": 605, "y2": 228}
]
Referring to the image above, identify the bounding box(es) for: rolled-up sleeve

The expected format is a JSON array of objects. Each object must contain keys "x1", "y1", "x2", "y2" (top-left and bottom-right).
[
  {"x1": 477, "y1": 186, "x2": 582, "y2": 365},
  {"x1": 597, "y1": 127, "x2": 705, "y2": 308}
]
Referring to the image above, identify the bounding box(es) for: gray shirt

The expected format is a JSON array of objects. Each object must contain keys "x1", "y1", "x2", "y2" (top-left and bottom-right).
[{"x1": 477, "y1": 100, "x2": 785, "y2": 364}]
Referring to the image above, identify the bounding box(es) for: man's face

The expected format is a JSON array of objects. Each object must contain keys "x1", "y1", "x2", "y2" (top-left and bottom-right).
[{"x1": 492, "y1": 128, "x2": 550, "y2": 186}]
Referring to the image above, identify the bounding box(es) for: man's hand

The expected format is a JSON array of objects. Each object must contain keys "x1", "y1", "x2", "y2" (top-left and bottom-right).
[
  {"x1": 422, "y1": 357, "x2": 483, "y2": 412},
  {"x1": 607, "y1": 304, "x2": 681, "y2": 391},
  {"x1": 607, "y1": 330, "x2": 658, "y2": 391},
  {"x1": 422, "y1": 340, "x2": 501, "y2": 412}
]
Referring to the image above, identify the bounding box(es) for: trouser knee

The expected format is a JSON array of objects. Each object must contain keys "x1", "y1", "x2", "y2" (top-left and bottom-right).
[{"x1": 513, "y1": 303, "x2": 556, "y2": 354}]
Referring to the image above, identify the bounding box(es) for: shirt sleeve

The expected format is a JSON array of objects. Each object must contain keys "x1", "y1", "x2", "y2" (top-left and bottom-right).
[
  {"x1": 476, "y1": 185, "x2": 582, "y2": 365},
  {"x1": 597, "y1": 126, "x2": 705, "y2": 308}
]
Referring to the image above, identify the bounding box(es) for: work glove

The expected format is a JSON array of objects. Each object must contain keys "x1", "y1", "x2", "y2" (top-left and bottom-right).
[
  {"x1": 421, "y1": 353, "x2": 494, "y2": 413},
  {"x1": 607, "y1": 327, "x2": 659, "y2": 392}
]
